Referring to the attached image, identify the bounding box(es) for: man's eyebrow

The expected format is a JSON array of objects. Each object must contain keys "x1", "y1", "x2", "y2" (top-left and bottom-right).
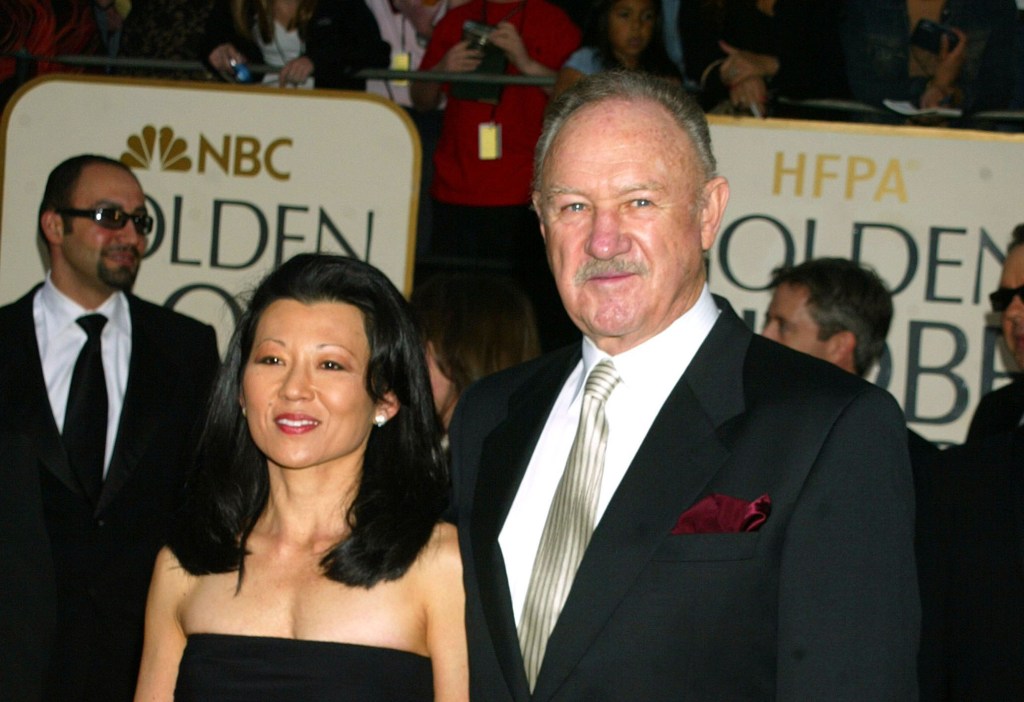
[
  {"x1": 543, "y1": 182, "x2": 666, "y2": 198},
  {"x1": 90, "y1": 199, "x2": 148, "y2": 213}
]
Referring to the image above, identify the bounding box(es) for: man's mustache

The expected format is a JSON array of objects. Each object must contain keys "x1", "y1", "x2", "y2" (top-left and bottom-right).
[
  {"x1": 102, "y1": 244, "x2": 141, "y2": 264},
  {"x1": 573, "y1": 258, "x2": 648, "y2": 285}
]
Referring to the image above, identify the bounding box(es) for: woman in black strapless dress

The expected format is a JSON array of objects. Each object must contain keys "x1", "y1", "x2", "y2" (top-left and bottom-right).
[{"x1": 134, "y1": 254, "x2": 468, "y2": 701}]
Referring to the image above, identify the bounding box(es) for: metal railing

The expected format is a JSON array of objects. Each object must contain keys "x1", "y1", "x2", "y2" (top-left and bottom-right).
[{"x1": 5, "y1": 49, "x2": 1024, "y2": 124}]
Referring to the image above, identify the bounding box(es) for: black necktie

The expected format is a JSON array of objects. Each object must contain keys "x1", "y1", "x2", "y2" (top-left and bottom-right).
[{"x1": 63, "y1": 314, "x2": 108, "y2": 503}]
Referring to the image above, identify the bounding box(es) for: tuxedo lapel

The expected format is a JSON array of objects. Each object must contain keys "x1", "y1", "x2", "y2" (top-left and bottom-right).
[
  {"x1": 531, "y1": 301, "x2": 752, "y2": 701},
  {"x1": 471, "y1": 350, "x2": 580, "y2": 700},
  {"x1": 98, "y1": 297, "x2": 163, "y2": 513},
  {"x1": 1012, "y1": 430, "x2": 1024, "y2": 580},
  {"x1": 0, "y1": 291, "x2": 81, "y2": 496}
]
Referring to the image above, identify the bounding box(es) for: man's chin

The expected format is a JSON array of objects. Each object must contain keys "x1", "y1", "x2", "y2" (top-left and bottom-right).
[{"x1": 99, "y1": 265, "x2": 139, "y2": 292}]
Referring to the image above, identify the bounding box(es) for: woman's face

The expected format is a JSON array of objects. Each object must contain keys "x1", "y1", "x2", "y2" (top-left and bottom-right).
[
  {"x1": 607, "y1": 0, "x2": 656, "y2": 68},
  {"x1": 425, "y1": 342, "x2": 457, "y2": 431},
  {"x1": 241, "y1": 299, "x2": 395, "y2": 474}
]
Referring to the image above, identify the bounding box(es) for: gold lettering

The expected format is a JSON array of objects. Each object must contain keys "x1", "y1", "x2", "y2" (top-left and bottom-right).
[
  {"x1": 197, "y1": 135, "x2": 230, "y2": 174},
  {"x1": 874, "y1": 159, "x2": 908, "y2": 202},
  {"x1": 233, "y1": 136, "x2": 261, "y2": 177},
  {"x1": 264, "y1": 138, "x2": 293, "y2": 181},
  {"x1": 844, "y1": 157, "x2": 876, "y2": 199},
  {"x1": 772, "y1": 152, "x2": 806, "y2": 196},
  {"x1": 812, "y1": 154, "x2": 841, "y2": 197}
]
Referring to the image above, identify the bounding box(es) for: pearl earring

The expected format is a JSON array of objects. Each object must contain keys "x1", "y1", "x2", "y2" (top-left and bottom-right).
[{"x1": 374, "y1": 414, "x2": 387, "y2": 427}]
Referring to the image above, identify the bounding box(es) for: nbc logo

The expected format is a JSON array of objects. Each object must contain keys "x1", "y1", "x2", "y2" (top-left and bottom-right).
[
  {"x1": 119, "y1": 126, "x2": 292, "y2": 180},
  {"x1": 121, "y1": 126, "x2": 191, "y2": 172}
]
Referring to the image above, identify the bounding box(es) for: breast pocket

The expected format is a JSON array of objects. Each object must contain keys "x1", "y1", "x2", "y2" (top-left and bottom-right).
[{"x1": 650, "y1": 532, "x2": 760, "y2": 562}]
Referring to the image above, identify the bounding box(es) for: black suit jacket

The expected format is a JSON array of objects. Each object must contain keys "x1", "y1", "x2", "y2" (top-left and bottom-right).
[
  {"x1": 449, "y1": 299, "x2": 920, "y2": 701},
  {"x1": 966, "y1": 378, "x2": 1024, "y2": 443},
  {"x1": 0, "y1": 287, "x2": 219, "y2": 702},
  {"x1": 917, "y1": 428, "x2": 1024, "y2": 701}
]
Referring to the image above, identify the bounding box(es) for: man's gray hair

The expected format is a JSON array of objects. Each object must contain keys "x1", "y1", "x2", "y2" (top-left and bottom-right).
[{"x1": 533, "y1": 70, "x2": 717, "y2": 191}]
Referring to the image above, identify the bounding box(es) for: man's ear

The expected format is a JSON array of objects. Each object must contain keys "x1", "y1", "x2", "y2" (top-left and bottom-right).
[
  {"x1": 699, "y1": 176, "x2": 730, "y2": 252},
  {"x1": 532, "y1": 192, "x2": 548, "y2": 243},
  {"x1": 40, "y1": 210, "x2": 64, "y2": 246},
  {"x1": 825, "y1": 330, "x2": 858, "y2": 375}
]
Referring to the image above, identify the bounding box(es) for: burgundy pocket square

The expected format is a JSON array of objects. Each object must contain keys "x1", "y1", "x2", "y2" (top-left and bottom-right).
[{"x1": 670, "y1": 493, "x2": 772, "y2": 535}]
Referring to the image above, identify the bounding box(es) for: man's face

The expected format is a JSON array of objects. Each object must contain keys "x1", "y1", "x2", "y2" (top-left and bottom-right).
[
  {"x1": 45, "y1": 163, "x2": 148, "y2": 306},
  {"x1": 999, "y1": 245, "x2": 1024, "y2": 370},
  {"x1": 763, "y1": 282, "x2": 836, "y2": 363},
  {"x1": 533, "y1": 98, "x2": 729, "y2": 355}
]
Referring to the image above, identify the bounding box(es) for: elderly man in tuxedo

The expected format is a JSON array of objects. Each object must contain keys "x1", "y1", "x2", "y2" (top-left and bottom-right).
[
  {"x1": 448, "y1": 71, "x2": 919, "y2": 701},
  {"x1": 0, "y1": 154, "x2": 219, "y2": 701}
]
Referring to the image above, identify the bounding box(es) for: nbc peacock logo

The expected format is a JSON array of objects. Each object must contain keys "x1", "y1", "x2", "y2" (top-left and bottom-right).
[
  {"x1": 121, "y1": 126, "x2": 192, "y2": 172},
  {"x1": 118, "y1": 125, "x2": 293, "y2": 179}
]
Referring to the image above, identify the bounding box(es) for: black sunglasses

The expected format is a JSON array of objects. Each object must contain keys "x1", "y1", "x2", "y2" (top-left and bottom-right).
[
  {"x1": 58, "y1": 207, "x2": 154, "y2": 236},
  {"x1": 989, "y1": 284, "x2": 1024, "y2": 312}
]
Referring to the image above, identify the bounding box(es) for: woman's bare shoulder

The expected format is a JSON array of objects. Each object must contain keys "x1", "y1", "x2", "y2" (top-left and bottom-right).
[
  {"x1": 412, "y1": 522, "x2": 462, "y2": 583},
  {"x1": 151, "y1": 546, "x2": 198, "y2": 607}
]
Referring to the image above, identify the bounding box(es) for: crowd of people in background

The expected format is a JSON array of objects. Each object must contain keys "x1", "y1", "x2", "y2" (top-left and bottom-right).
[{"x1": 4, "y1": 1, "x2": 1024, "y2": 125}]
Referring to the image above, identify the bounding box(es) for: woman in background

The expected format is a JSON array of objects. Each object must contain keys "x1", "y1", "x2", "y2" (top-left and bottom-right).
[
  {"x1": 680, "y1": 0, "x2": 849, "y2": 117},
  {"x1": 204, "y1": 0, "x2": 389, "y2": 88},
  {"x1": 841, "y1": 0, "x2": 1016, "y2": 123},
  {"x1": 135, "y1": 254, "x2": 466, "y2": 701},
  {"x1": 412, "y1": 272, "x2": 541, "y2": 439},
  {"x1": 553, "y1": 0, "x2": 680, "y2": 97}
]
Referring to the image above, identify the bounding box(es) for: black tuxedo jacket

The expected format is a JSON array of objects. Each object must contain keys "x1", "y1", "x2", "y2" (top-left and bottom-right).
[
  {"x1": 917, "y1": 428, "x2": 1024, "y2": 701},
  {"x1": 449, "y1": 299, "x2": 920, "y2": 701},
  {"x1": 0, "y1": 287, "x2": 219, "y2": 702},
  {"x1": 966, "y1": 378, "x2": 1024, "y2": 443}
]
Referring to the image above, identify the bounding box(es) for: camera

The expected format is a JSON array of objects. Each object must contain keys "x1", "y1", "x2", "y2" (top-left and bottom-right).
[
  {"x1": 910, "y1": 19, "x2": 959, "y2": 54},
  {"x1": 462, "y1": 21, "x2": 495, "y2": 50}
]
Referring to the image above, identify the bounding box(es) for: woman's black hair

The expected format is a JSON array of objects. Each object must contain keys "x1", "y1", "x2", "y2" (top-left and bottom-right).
[
  {"x1": 170, "y1": 253, "x2": 447, "y2": 588},
  {"x1": 586, "y1": 0, "x2": 680, "y2": 79}
]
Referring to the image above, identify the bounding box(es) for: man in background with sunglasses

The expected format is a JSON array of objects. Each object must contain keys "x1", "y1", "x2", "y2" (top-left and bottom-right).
[
  {"x1": 966, "y1": 223, "x2": 1024, "y2": 442},
  {"x1": 0, "y1": 154, "x2": 220, "y2": 701},
  {"x1": 914, "y1": 225, "x2": 1024, "y2": 700}
]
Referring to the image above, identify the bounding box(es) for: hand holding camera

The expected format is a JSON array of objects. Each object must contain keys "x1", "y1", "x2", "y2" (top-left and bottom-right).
[
  {"x1": 438, "y1": 38, "x2": 484, "y2": 73},
  {"x1": 486, "y1": 21, "x2": 531, "y2": 71},
  {"x1": 911, "y1": 20, "x2": 967, "y2": 109}
]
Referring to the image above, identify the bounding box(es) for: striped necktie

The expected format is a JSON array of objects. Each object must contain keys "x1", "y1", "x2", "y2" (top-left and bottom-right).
[{"x1": 518, "y1": 358, "x2": 621, "y2": 690}]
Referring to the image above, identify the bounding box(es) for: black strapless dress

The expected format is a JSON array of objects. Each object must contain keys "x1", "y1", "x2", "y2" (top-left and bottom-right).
[{"x1": 175, "y1": 633, "x2": 434, "y2": 701}]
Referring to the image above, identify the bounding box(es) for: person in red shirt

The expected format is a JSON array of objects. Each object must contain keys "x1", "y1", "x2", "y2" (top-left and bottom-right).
[
  {"x1": 411, "y1": 0, "x2": 581, "y2": 260},
  {"x1": 411, "y1": 0, "x2": 580, "y2": 350}
]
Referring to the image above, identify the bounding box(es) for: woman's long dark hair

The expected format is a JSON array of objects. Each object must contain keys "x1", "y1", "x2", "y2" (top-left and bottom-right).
[
  {"x1": 586, "y1": 0, "x2": 680, "y2": 79},
  {"x1": 170, "y1": 253, "x2": 448, "y2": 588}
]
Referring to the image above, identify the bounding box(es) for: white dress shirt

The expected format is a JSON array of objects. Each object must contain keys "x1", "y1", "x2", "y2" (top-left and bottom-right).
[
  {"x1": 499, "y1": 284, "x2": 721, "y2": 624},
  {"x1": 34, "y1": 275, "x2": 132, "y2": 476}
]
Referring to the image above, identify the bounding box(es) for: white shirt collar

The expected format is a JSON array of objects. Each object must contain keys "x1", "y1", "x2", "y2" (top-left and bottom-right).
[
  {"x1": 573, "y1": 283, "x2": 720, "y2": 404},
  {"x1": 39, "y1": 273, "x2": 131, "y2": 341}
]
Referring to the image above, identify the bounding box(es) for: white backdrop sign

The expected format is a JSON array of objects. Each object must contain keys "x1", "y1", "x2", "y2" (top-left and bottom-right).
[
  {"x1": 0, "y1": 75, "x2": 420, "y2": 352},
  {"x1": 2, "y1": 77, "x2": 1022, "y2": 443},
  {"x1": 707, "y1": 116, "x2": 1024, "y2": 444}
]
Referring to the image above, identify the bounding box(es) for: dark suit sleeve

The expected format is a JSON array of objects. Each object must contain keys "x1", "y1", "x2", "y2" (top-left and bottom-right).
[
  {"x1": 0, "y1": 430, "x2": 57, "y2": 702},
  {"x1": 775, "y1": 388, "x2": 920, "y2": 700}
]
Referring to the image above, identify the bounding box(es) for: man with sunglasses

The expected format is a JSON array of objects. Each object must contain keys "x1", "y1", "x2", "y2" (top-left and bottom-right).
[
  {"x1": 966, "y1": 224, "x2": 1024, "y2": 442},
  {"x1": 914, "y1": 224, "x2": 1024, "y2": 700},
  {"x1": 0, "y1": 154, "x2": 220, "y2": 701}
]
